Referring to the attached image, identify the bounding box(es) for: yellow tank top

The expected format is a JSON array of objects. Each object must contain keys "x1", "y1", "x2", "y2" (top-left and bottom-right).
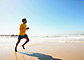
[{"x1": 19, "y1": 23, "x2": 27, "y2": 36}]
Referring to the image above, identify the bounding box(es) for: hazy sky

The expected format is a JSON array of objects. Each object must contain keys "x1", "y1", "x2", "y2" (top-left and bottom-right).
[{"x1": 0, "y1": 0, "x2": 84, "y2": 36}]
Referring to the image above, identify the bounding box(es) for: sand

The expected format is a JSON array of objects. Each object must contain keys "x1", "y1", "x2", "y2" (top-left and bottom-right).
[{"x1": 0, "y1": 36, "x2": 84, "y2": 60}]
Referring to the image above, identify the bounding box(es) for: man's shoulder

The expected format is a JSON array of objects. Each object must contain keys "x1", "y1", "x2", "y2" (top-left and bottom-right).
[
  {"x1": 20, "y1": 23, "x2": 26, "y2": 26},
  {"x1": 20, "y1": 23, "x2": 23, "y2": 25},
  {"x1": 20, "y1": 24, "x2": 23, "y2": 27}
]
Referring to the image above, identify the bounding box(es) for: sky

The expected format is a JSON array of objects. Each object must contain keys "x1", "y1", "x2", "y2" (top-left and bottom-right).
[{"x1": 0, "y1": 0, "x2": 84, "y2": 36}]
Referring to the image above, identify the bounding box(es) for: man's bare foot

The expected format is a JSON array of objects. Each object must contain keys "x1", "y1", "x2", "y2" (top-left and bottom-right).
[
  {"x1": 15, "y1": 48, "x2": 17, "y2": 52},
  {"x1": 22, "y1": 45, "x2": 25, "y2": 49}
]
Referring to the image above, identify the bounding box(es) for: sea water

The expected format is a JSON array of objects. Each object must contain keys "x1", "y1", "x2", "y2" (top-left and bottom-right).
[{"x1": 0, "y1": 34, "x2": 84, "y2": 45}]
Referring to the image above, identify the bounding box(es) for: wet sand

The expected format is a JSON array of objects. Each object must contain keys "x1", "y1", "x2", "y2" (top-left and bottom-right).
[{"x1": 0, "y1": 37, "x2": 84, "y2": 60}]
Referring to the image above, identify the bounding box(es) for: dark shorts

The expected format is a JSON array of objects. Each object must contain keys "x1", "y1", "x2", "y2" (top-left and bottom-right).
[{"x1": 18, "y1": 34, "x2": 28, "y2": 40}]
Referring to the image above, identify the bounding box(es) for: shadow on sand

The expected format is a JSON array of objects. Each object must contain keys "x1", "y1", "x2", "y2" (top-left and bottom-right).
[{"x1": 15, "y1": 51, "x2": 62, "y2": 60}]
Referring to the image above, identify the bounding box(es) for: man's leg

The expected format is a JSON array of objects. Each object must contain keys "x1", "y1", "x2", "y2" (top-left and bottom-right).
[
  {"x1": 22, "y1": 37, "x2": 29, "y2": 49},
  {"x1": 15, "y1": 39, "x2": 21, "y2": 52}
]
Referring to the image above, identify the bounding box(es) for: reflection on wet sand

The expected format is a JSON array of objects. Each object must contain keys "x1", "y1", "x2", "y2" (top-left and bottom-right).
[
  {"x1": 15, "y1": 52, "x2": 26, "y2": 60},
  {"x1": 15, "y1": 52, "x2": 18, "y2": 60},
  {"x1": 22, "y1": 54, "x2": 26, "y2": 60}
]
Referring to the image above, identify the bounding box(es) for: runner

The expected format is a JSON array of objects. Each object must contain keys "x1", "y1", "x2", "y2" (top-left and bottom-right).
[{"x1": 15, "y1": 18, "x2": 29, "y2": 52}]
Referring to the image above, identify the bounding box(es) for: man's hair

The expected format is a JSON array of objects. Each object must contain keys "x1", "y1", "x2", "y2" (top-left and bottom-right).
[{"x1": 22, "y1": 18, "x2": 26, "y2": 22}]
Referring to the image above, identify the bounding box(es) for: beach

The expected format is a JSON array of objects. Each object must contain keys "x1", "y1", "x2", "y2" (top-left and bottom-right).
[{"x1": 0, "y1": 35, "x2": 84, "y2": 60}]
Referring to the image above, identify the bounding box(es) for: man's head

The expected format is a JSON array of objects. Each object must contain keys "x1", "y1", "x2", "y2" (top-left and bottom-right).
[{"x1": 22, "y1": 18, "x2": 27, "y2": 24}]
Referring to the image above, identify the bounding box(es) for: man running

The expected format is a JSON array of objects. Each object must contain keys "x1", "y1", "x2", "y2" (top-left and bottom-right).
[{"x1": 15, "y1": 18, "x2": 29, "y2": 52}]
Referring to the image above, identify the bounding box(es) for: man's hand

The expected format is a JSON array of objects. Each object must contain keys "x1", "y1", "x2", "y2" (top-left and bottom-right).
[{"x1": 26, "y1": 27, "x2": 29, "y2": 30}]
